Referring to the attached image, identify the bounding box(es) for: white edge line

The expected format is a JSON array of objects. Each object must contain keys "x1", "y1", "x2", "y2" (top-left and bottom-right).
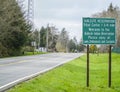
[
  {"x1": 0, "y1": 64, "x2": 60, "y2": 92},
  {"x1": 0, "y1": 55, "x2": 83, "y2": 92}
]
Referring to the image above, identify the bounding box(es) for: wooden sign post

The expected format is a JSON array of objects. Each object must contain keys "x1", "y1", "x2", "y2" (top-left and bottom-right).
[
  {"x1": 87, "y1": 45, "x2": 89, "y2": 87},
  {"x1": 109, "y1": 45, "x2": 112, "y2": 87}
]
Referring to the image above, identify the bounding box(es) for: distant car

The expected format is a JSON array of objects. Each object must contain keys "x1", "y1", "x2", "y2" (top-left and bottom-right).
[{"x1": 74, "y1": 50, "x2": 77, "y2": 53}]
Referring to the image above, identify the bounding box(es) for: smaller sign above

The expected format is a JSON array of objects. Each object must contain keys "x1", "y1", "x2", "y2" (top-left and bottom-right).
[{"x1": 83, "y1": 18, "x2": 116, "y2": 44}]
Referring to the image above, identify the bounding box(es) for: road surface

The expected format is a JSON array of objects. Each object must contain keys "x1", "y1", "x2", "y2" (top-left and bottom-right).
[{"x1": 0, "y1": 53, "x2": 83, "y2": 91}]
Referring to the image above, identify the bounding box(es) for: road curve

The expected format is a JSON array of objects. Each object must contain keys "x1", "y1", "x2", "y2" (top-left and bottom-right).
[{"x1": 0, "y1": 53, "x2": 83, "y2": 92}]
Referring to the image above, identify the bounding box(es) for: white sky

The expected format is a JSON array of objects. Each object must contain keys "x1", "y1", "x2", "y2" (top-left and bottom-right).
[{"x1": 25, "y1": 0, "x2": 120, "y2": 41}]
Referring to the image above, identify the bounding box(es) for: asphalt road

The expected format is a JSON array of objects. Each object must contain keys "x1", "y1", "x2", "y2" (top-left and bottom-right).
[{"x1": 0, "y1": 53, "x2": 83, "y2": 91}]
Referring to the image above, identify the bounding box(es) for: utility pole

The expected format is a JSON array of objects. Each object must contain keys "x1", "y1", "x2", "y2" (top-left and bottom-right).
[
  {"x1": 46, "y1": 24, "x2": 49, "y2": 52},
  {"x1": 38, "y1": 30, "x2": 41, "y2": 50}
]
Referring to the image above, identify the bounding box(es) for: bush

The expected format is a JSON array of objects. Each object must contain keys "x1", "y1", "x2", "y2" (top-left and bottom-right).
[
  {"x1": 22, "y1": 46, "x2": 34, "y2": 52},
  {"x1": 112, "y1": 47, "x2": 120, "y2": 53},
  {"x1": 0, "y1": 43, "x2": 8, "y2": 57}
]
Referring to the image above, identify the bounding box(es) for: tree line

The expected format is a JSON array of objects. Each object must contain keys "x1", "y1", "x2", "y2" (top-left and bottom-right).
[{"x1": 29, "y1": 26, "x2": 85, "y2": 53}]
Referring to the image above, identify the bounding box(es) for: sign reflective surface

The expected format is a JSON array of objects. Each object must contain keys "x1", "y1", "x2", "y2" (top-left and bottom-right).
[{"x1": 83, "y1": 18, "x2": 116, "y2": 44}]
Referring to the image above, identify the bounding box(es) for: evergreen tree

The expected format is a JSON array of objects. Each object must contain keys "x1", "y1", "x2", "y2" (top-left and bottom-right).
[
  {"x1": 40, "y1": 27, "x2": 47, "y2": 47},
  {"x1": 0, "y1": 0, "x2": 30, "y2": 57}
]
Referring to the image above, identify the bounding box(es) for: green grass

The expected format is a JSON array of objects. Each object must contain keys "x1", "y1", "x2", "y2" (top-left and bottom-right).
[
  {"x1": 8, "y1": 53, "x2": 120, "y2": 92},
  {"x1": 23, "y1": 51, "x2": 47, "y2": 56}
]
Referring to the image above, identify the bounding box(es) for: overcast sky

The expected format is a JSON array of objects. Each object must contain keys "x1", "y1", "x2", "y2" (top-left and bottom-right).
[{"x1": 26, "y1": 0, "x2": 120, "y2": 41}]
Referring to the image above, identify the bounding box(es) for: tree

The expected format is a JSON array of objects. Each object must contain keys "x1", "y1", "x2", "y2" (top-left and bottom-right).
[
  {"x1": 0, "y1": 0, "x2": 30, "y2": 56},
  {"x1": 40, "y1": 26, "x2": 47, "y2": 47},
  {"x1": 93, "y1": 3, "x2": 120, "y2": 52},
  {"x1": 56, "y1": 28, "x2": 69, "y2": 52},
  {"x1": 39, "y1": 26, "x2": 59, "y2": 52},
  {"x1": 78, "y1": 39, "x2": 86, "y2": 52},
  {"x1": 47, "y1": 26, "x2": 58, "y2": 51},
  {"x1": 32, "y1": 29, "x2": 40, "y2": 49},
  {"x1": 67, "y1": 37, "x2": 78, "y2": 52},
  {"x1": 89, "y1": 45, "x2": 97, "y2": 53},
  {"x1": 68, "y1": 39, "x2": 76, "y2": 52}
]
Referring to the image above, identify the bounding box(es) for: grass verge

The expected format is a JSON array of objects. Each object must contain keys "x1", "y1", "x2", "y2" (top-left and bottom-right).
[
  {"x1": 8, "y1": 53, "x2": 120, "y2": 92},
  {"x1": 23, "y1": 51, "x2": 47, "y2": 56}
]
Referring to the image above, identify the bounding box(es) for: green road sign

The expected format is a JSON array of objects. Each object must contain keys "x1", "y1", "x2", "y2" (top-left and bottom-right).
[{"x1": 83, "y1": 18, "x2": 116, "y2": 44}]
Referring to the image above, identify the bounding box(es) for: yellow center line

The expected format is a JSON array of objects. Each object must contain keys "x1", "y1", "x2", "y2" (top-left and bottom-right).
[{"x1": 0, "y1": 60, "x2": 31, "y2": 67}]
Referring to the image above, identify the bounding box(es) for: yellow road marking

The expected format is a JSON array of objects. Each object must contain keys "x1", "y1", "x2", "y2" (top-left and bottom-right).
[{"x1": 0, "y1": 60, "x2": 30, "y2": 67}]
